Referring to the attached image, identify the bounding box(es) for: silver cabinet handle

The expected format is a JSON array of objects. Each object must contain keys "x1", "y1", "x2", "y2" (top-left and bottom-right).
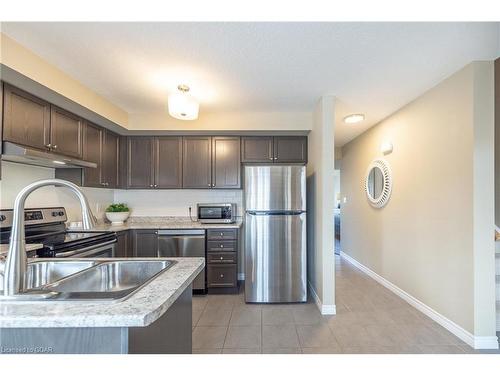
[
  {"x1": 220, "y1": 244, "x2": 224, "y2": 248},
  {"x1": 220, "y1": 274, "x2": 224, "y2": 278},
  {"x1": 150, "y1": 184, "x2": 153, "y2": 187},
  {"x1": 52, "y1": 144, "x2": 58, "y2": 149},
  {"x1": 154, "y1": 184, "x2": 157, "y2": 187},
  {"x1": 220, "y1": 256, "x2": 224, "y2": 260},
  {"x1": 45, "y1": 143, "x2": 52, "y2": 149},
  {"x1": 207, "y1": 183, "x2": 211, "y2": 187},
  {"x1": 269, "y1": 157, "x2": 273, "y2": 160}
]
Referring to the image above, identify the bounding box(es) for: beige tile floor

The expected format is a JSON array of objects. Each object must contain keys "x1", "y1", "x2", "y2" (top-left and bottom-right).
[{"x1": 192, "y1": 256, "x2": 500, "y2": 354}]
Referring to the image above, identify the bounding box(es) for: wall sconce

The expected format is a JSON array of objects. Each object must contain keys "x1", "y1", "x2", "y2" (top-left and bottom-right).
[{"x1": 381, "y1": 141, "x2": 393, "y2": 155}]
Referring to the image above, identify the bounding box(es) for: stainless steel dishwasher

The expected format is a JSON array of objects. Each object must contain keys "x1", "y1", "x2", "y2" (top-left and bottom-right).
[{"x1": 157, "y1": 229, "x2": 206, "y2": 292}]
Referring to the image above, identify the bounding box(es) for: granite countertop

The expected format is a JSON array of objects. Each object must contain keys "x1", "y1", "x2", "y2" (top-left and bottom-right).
[
  {"x1": 0, "y1": 257, "x2": 204, "y2": 328},
  {"x1": 67, "y1": 216, "x2": 243, "y2": 232},
  {"x1": 0, "y1": 243, "x2": 43, "y2": 257}
]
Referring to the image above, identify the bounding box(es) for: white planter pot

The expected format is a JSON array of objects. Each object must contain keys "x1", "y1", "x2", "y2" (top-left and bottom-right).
[{"x1": 105, "y1": 211, "x2": 130, "y2": 225}]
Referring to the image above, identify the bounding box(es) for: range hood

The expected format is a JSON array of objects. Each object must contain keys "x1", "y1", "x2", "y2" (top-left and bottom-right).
[{"x1": 1, "y1": 142, "x2": 97, "y2": 169}]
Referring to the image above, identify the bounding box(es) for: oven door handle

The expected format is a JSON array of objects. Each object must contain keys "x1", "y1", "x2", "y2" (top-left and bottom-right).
[{"x1": 54, "y1": 239, "x2": 117, "y2": 258}]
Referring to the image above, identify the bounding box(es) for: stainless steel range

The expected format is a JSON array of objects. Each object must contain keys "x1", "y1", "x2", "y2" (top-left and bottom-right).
[{"x1": 0, "y1": 207, "x2": 116, "y2": 258}]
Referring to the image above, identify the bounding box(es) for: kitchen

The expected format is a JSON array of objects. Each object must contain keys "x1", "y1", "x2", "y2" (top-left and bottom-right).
[{"x1": 1, "y1": 12, "x2": 500, "y2": 368}]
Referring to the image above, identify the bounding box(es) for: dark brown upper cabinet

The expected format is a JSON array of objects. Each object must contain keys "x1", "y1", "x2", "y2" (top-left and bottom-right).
[
  {"x1": 273, "y1": 136, "x2": 308, "y2": 163},
  {"x1": 241, "y1": 136, "x2": 307, "y2": 164},
  {"x1": 103, "y1": 130, "x2": 119, "y2": 188},
  {"x1": 127, "y1": 137, "x2": 154, "y2": 188},
  {"x1": 155, "y1": 137, "x2": 183, "y2": 188},
  {"x1": 118, "y1": 135, "x2": 128, "y2": 189},
  {"x1": 82, "y1": 122, "x2": 103, "y2": 188},
  {"x1": 49, "y1": 106, "x2": 83, "y2": 158},
  {"x1": 241, "y1": 136, "x2": 274, "y2": 163},
  {"x1": 212, "y1": 137, "x2": 241, "y2": 189},
  {"x1": 183, "y1": 136, "x2": 212, "y2": 188},
  {"x1": 2, "y1": 84, "x2": 51, "y2": 151}
]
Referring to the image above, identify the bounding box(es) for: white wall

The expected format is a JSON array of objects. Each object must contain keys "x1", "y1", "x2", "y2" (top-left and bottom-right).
[
  {"x1": 306, "y1": 96, "x2": 336, "y2": 313},
  {"x1": 128, "y1": 111, "x2": 312, "y2": 132},
  {"x1": 0, "y1": 161, "x2": 113, "y2": 222},
  {"x1": 341, "y1": 62, "x2": 496, "y2": 343}
]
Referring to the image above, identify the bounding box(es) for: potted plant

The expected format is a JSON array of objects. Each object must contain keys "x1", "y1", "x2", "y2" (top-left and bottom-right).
[{"x1": 105, "y1": 203, "x2": 130, "y2": 225}]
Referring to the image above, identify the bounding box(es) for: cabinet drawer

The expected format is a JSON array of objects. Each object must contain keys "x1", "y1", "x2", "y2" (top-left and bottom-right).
[
  {"x1": 207, "y1": 264, "x2": 237, "y2": 287},
  {"x1": 207, "y1": 229, "x2": 237, "y2": 240},
  {"x1": 207, "y1": 240, "x2": 237, "y2": 252},
  {"x1": 207, "y1": 252, "x2": 237, "y2": 264}
]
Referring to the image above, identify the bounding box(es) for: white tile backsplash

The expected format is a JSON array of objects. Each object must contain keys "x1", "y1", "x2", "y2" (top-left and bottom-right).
[{"x1": 113, "y1": 189, "x2": 243, "y2": 217}]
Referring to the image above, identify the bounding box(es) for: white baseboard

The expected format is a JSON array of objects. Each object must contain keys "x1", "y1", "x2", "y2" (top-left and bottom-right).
[
  {"x1": 308, "y1": 281, "x2": 336, "y2": 315},
  {"x1": 340, "y1": 251, "x2": 499, "y2": 350},
  {"x1": 238, "y1": 273, "x2": 245, "y2": 281}
]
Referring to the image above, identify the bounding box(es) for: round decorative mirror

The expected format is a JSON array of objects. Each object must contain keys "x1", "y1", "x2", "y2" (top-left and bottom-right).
[{"x1": 365, "y1": 159, "x2": 392, "y2": 208}]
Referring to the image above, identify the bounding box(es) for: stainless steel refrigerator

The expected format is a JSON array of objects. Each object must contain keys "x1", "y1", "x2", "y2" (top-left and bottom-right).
[{"x1": 244, "y1": 165, "x2": 307, "y2": 303}]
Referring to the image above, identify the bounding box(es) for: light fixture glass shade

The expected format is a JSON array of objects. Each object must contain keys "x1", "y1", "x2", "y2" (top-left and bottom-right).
[
  {"x1": 168, "y1": 88, "x2": 199, "y2": 120},
  {"x1": 343, "y1": 114, "x2": 365, "y2": 124}
]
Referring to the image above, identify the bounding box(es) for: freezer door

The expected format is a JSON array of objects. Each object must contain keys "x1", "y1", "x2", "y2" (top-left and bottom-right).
[
  {"x1": 245, "y1": 212, "x2": 307, "y2": 303},
  {"x1": 244, "y1": 165, "x2": 306, "y2": 211}
]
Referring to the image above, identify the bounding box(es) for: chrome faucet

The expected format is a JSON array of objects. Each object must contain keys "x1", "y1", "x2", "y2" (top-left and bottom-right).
[{"x1": 2, "y1": 179, "x2": 97, "y2": 297}]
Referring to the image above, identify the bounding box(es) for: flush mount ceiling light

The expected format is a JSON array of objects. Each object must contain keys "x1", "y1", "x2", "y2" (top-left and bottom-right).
[
  {"x1": 344, "y1": 114, "x2": 365, "y2": 124},
  {"x1": 168, "y1": 84, "x2": 199, "y2": 121}
]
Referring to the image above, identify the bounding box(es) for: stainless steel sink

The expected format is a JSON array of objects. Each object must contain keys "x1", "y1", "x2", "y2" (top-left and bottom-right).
[
  {"x1": 1, "y1": 259, "x2": 175, "y2": 302},
  {"x1": 0, "y1": 260, "x2": 98, "y2": 292}
]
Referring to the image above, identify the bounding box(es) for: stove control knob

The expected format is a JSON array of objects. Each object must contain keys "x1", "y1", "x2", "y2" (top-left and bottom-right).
[
  {"x1": 51, "y1": 212, "x2": 58, "y2": 217},
  {"x1": 0, "y1": 215, "x2": 6, "y2": 222},
  {"x1": 58, "y1": 211, "x2": 65, "y2": 216}
]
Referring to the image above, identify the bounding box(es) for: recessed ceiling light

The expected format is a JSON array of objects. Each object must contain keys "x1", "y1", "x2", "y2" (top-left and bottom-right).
[
  {"x1": 52, "y1": 160, "x2": 66, "y2": 165},
  {"x1": 343, "y1": 114, "x2": 365, "y2": 124},
  {"x1": 168, "y1": 84, "x2": 199, "y2": 121}
]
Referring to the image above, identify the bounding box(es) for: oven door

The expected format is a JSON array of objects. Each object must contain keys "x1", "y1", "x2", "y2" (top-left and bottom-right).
[{"x1": 54, "y1": 239, "x2": 116, "y2": 258}]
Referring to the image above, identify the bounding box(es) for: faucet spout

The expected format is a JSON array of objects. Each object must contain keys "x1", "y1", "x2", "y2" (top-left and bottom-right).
[{"x1": 3, "y1": 179, "x2": 97, "y2": 296}]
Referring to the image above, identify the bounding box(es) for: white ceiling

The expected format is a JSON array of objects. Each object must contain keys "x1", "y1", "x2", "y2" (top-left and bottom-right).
[{"x1": 1, "y1": 22, "x2": 499, "y2": 145}]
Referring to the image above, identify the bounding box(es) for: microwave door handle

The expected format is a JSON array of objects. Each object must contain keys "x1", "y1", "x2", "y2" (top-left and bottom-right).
[{"x1": 54, "y1": 239, "x2": 116, "y2": 257}]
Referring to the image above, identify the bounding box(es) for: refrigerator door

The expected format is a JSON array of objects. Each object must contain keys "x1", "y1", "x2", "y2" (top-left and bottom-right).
[
  {"x1": 245, "y1": 165, "x2": 306, "y2": 211},
  {"x1": 245, "y1": 212, "x2": 307, "y2": 303}
]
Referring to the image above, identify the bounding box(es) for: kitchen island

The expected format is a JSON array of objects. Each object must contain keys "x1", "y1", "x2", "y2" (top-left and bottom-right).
[{"x1": 0, "y1": 257, "x2": 204, "y2": 354}]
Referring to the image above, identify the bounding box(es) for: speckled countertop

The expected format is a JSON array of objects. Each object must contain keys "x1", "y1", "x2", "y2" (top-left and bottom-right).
[
  {"x1": 67, "y1": 216, "x2": 243, "y2": 232},
  {"x1": 0, "y1": 257, "x2": 204, "y2": 328}
]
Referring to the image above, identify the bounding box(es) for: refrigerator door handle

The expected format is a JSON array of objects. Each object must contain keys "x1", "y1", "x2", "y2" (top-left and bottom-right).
[{"x1": 246, "y1": 210, "x2": 305, "y2": 216}]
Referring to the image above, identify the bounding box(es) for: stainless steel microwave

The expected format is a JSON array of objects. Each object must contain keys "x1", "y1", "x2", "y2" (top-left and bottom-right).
[{"x1": 197, "y1": 203, "x2": 236, "y2": 224}]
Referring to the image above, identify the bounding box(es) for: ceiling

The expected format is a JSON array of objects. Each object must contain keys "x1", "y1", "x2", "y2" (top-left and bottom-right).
[{"x1": 1, "y1": 22, "x2": 499, "y2": 145}]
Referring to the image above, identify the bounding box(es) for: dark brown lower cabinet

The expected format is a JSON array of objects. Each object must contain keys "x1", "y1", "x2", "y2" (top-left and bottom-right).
[
  {"x1": 115, "y1": 231, "x2": 131, "y2": 258},
  {"x1": 206, "y1": 229, "x2": 238, "y2": 293},
  {"x1": 132, "y1": 230, "x2": 158, "y2": 257}
]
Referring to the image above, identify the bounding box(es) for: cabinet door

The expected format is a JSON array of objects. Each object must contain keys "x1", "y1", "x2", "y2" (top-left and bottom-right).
[
  {"x1": 182, "y1": 136, "x2": 212, "y2": 188},
  {"x1": 115, "y1": 231, "x2": 130, "y2": 258},
  {"x1": 3, "y1": 84, "x2": 50, "y2": 151},
  {"x1": 241, "y1": 136, "x2": 274, "y2": 163},
  {"x1": 273, "y1": 136, "x2": 308, "y2": 164},
  {"x1": 103, "y1": 130, "x2": 119, "y2": 188},
  {"x1": 133, "y1": 230, "x2": 158, "y2": 257},
  {"x1": 212, "y1": 137, "x2": 241, "y2": 189},
  {"x1": 82, "y1": 122, "x2": 103, "y2": 188},
  {"x1": 50, "y1": 106, "x2": 83, "y2": 158},
  {"x1": 127, "y1": 137, "x2": 154, "y2": 188},
  {"x1": 155, "y1": 137, "x2": 182, "y2": 188},
  {"x1": 118, "y1": 136, "x2": 128, "y2": 189}
]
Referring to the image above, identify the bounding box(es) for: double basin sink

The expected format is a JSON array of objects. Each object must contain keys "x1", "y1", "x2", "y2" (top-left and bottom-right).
[{"x1": 0, "y1": 259, "x2": 175, "y2": 302}]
